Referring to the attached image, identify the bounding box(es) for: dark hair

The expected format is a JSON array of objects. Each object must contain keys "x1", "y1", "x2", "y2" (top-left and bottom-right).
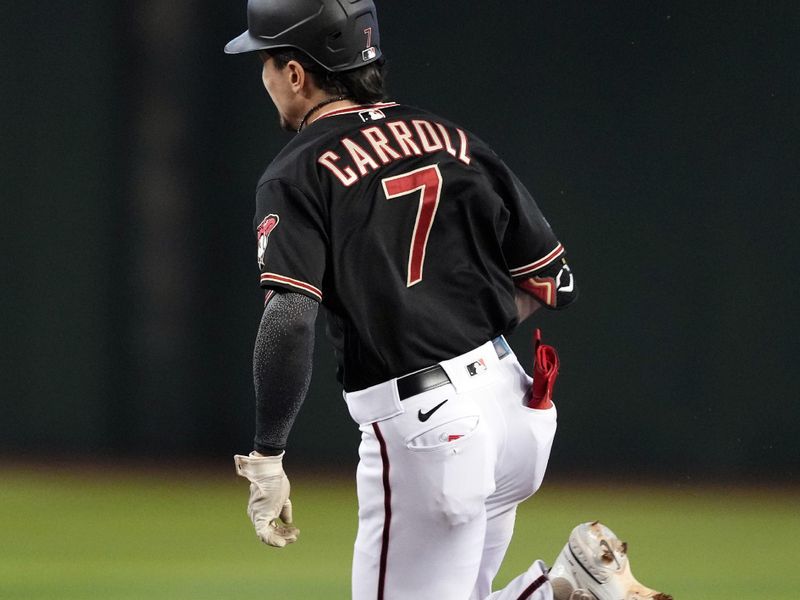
[{"x1": 263, "y1": 48, "x2": 388, "y2": 105}]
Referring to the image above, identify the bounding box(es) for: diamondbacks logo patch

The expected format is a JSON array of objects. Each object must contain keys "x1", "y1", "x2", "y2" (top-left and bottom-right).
[{"x1": 256, "y1": 214, "x2": 280, "y2": 268}]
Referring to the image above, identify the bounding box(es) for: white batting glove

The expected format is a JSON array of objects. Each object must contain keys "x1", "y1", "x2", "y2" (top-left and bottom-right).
[{"x1": 234, "y1": 451, "x2": 300, "y2": 548}]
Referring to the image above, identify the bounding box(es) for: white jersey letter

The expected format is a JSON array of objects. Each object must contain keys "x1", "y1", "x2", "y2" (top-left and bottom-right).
[{"x1": 319, "y1": 150, "x2": 358, "y2": 187}]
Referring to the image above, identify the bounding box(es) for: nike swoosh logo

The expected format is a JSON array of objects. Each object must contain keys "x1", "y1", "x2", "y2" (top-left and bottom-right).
[{"x1": 418, "y1": 399, "x2": 449, "y2": 422}]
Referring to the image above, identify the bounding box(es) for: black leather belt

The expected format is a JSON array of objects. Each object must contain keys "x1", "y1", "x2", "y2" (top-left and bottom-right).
[{"x1": 396, "y1": 337, "x2": 511, "y2": 401}]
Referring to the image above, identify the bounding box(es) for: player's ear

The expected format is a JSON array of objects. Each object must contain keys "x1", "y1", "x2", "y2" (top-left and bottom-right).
[{"x1": 285, "y1": 60, "x2": 306, "y2": 93}]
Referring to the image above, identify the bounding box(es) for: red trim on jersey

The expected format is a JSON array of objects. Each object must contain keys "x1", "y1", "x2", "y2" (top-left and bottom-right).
[
  {"x1": 317, "y1": 102, "x2": 399, "y2": 121},
  {"x1": 509, "y1": 243, "x2": 565, "y2": 277},
  {"x1": 516, "y1": 276, "x2": 557, "y2": 308},
  {"x1": 516, "y1": 573, "x2": 549, "y2": 599},
  {"x1": 372, "y1": 422, "x2": 392, "y2": 600},
  {"x1": 260, "y1": 273, "x2": 322, "y2": 301}
]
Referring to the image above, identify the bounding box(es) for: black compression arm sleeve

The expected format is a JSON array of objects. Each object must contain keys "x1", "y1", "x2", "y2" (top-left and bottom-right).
[{"x1": 253, "y1": 292, "x2": 319, "y2": 454}]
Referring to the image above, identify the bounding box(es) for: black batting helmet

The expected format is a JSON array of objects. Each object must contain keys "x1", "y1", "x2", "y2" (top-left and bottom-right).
[{"x1": 225, "y1": 0, "x2": 382, "y2": 72}]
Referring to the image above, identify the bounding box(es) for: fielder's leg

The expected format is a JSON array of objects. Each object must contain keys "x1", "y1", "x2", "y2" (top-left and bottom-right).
[
  {"x1": 470, "y1": 355, "x2": 559, "y2": 599},
  {"x1": 484, "y1": 560, "x2": 553, "y2": 600},
  {"x1": 469, "y1": 506, "x2": 518, "y2": 600}
]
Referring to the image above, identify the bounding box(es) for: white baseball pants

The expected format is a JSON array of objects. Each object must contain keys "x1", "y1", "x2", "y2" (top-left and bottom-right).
[{"x1": 344, "y1": 338, "x2": 558, "y2": 600}]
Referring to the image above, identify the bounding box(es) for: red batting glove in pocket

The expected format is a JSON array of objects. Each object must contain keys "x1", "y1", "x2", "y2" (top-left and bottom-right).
[{"x1": 529, "y1": 328, "x2": 559, "y2": 409}]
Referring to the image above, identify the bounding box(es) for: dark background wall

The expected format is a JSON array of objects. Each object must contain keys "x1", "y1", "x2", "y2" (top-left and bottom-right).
[{"x1": 2, "y1": 1, "x2": 797, "y2": 479}]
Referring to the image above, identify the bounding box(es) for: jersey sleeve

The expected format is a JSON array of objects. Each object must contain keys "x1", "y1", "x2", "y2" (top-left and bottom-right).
[
  {"x1": 253, "y1": 178, "x2": 327, "y2": 302},
  {"x1": 475, "y1": 146, "x2": 564, "y2": 279},
  {"x1": 500, "y1": 168, "x2": 564, "y2": 279},
  {"x1": 478, "y1": 150, "x2": 578, "y2": 310}
]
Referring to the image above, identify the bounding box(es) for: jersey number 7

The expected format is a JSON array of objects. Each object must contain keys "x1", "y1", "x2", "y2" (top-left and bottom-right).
[{"x1": 381, "y1": 164, "x2": 443, "y2": 287}]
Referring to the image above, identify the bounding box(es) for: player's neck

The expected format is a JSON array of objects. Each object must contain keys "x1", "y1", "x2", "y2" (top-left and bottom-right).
[{"x1": 303, "y1": 97, "x2": 357, "y2": 128}]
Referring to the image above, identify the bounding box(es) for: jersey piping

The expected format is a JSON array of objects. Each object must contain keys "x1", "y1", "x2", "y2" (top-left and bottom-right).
[
  {"x1": 260, "y1": 272, "x2": 323, "y2": 301},
  {"x1": 509, "y1": 243, "x2": 565, "y2": 278}
]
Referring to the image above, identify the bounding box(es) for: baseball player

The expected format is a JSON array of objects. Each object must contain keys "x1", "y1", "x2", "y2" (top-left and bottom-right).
[{"x1": 226, "y1": 2, "x2": 671, "y2": 599}]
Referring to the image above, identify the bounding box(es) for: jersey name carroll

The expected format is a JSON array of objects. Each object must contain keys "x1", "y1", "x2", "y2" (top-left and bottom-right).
[{"x1": 318, "y1": 118, "x2": 472, "y2": 186}]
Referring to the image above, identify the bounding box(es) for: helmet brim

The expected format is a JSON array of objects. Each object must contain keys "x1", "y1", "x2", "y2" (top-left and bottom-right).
[{"x1": 224, "y1": 30, "x2": 270, "y2": 54}]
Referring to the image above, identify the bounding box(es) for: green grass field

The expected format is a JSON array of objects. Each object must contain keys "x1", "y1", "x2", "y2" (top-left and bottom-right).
[{"x1": 1, "y1": 465, "x2": 797, "y2": 599}]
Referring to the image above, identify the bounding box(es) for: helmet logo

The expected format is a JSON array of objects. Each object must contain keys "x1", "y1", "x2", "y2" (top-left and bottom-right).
[{"x1": 362, "y1": 27, "x2": 377, "y2": 62}]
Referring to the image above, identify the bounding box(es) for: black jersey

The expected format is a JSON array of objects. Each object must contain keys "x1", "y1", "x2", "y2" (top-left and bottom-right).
[{"x1": 253, "y1": 102, "x2": 565, "y2": 392}]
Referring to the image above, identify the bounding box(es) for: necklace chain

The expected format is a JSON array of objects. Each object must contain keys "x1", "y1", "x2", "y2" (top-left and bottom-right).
[{"x1": 297, "y1": 96, "x2": 349, "y2": 133}]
